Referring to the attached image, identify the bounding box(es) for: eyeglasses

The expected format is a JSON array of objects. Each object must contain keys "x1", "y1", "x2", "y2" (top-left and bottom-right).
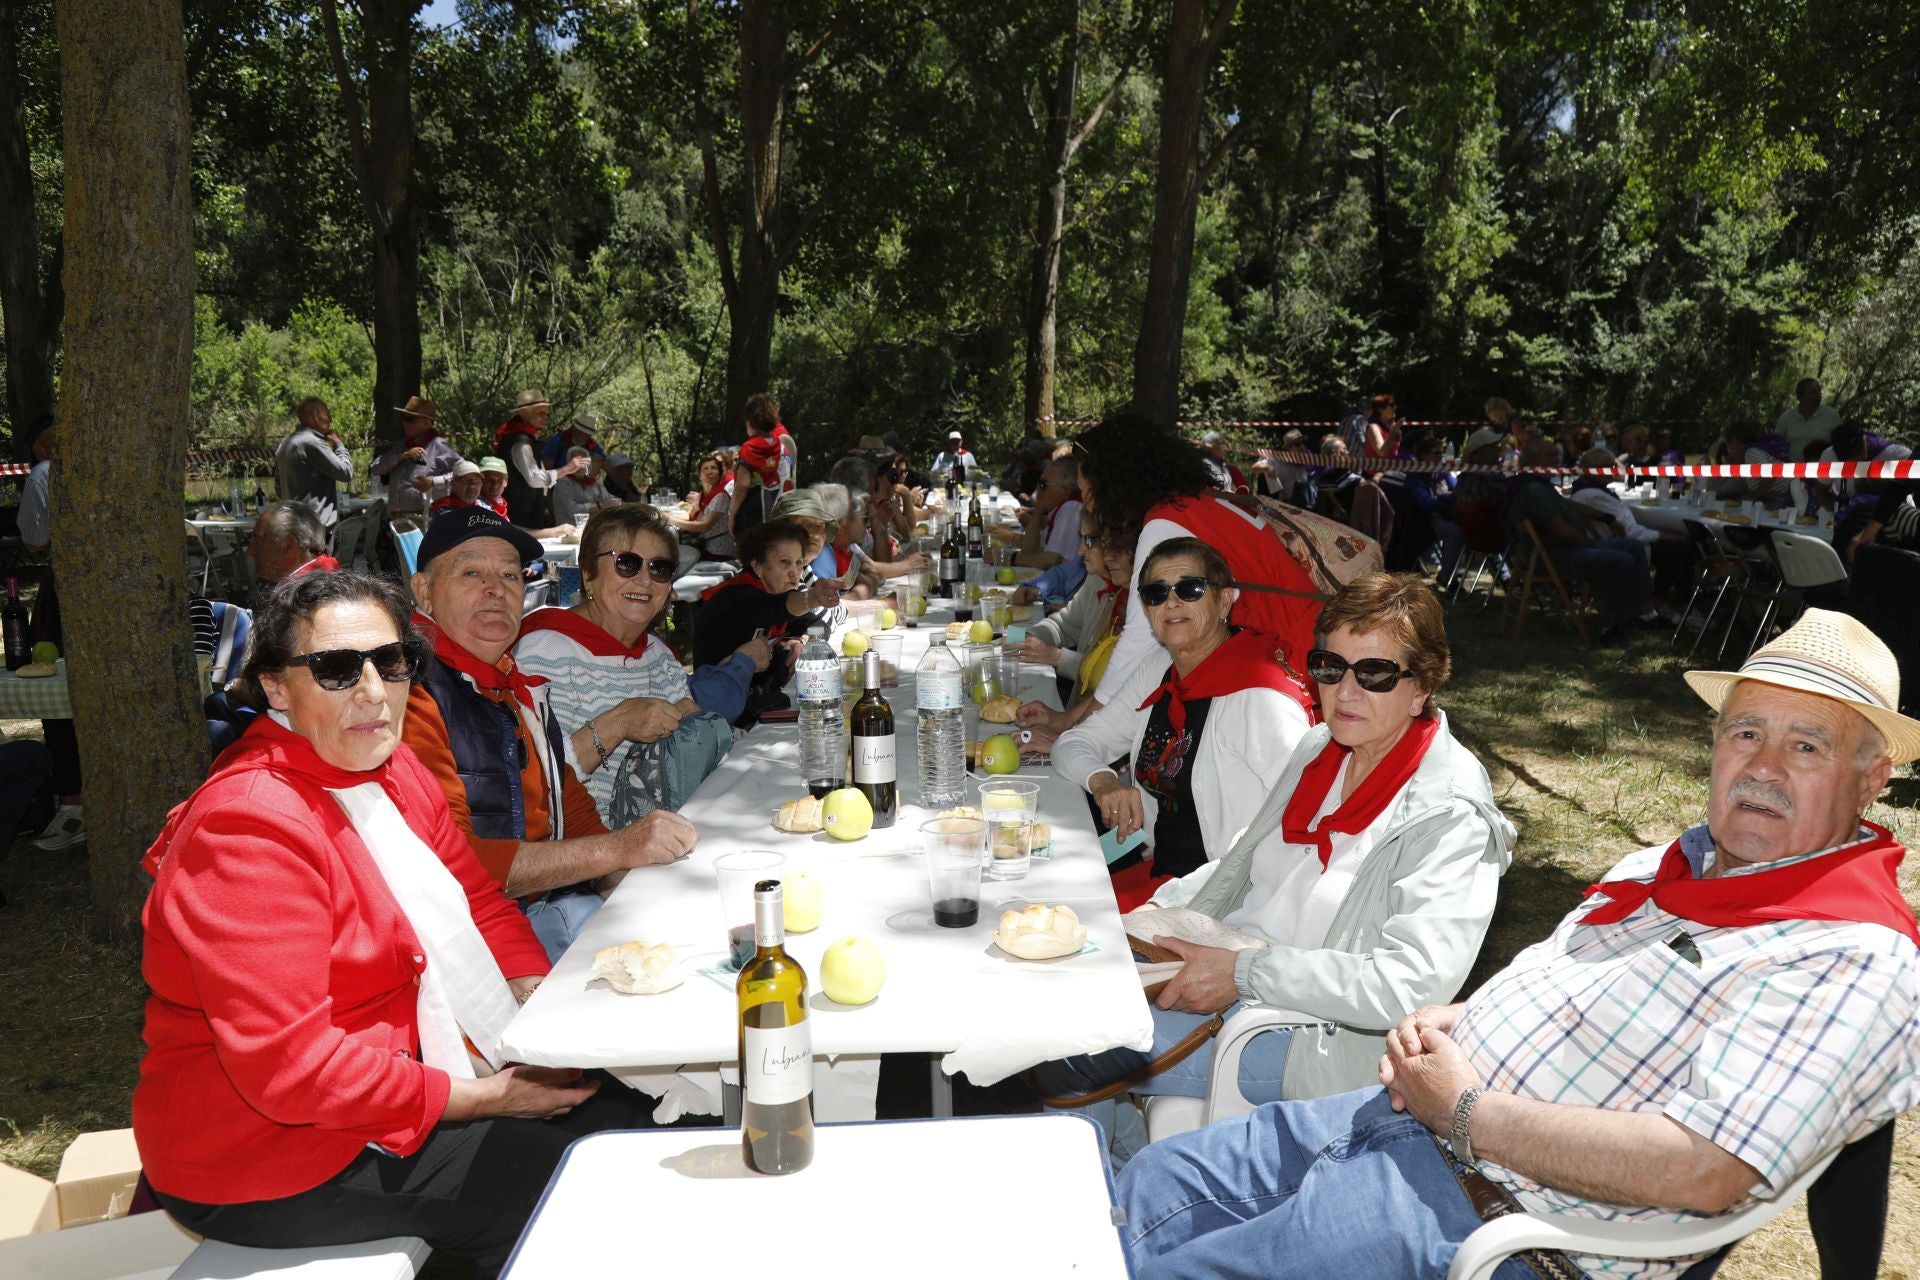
[
  {"x1": 1138, "y1": 576, "x2": 1212, "y2": 608},
  {"x1": 597, "y1": 551, "x2": 676, "y2": 583},
  {"x1": 1078, "y1": 532, "x2": 1105, "y2": 549},
  {"x1": 1305, "y1": 648, "x2": 1412, "y2": 693},
  {"x1": 287, "y1": 640, "x2": 425, "y2": 692}
]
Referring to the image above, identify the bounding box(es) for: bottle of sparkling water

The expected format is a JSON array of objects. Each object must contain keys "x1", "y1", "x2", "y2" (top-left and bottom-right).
[
  {"x1": 916, "y1": 636, "x2": 966, "y2": 808},
  {"x1": 794, "y1": 628, "x2": 845, "y2": 797}
]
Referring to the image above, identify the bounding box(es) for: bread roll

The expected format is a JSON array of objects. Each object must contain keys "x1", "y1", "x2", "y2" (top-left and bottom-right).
[
  {"x1": 993, "y1": 904, "x2": 1087, "y2": 960},
  {"x1": 773, "y1": 794, "x2": 825, "y2": 833},
  {"x1": 592, "y1": 941, "x2": 682, "y2": 994},
  {"x1": 13, "y1": 661, "x2": 55, "y2": 679},
  {"x1": 979, "y1": 693, "x2": 1021, "y2": 723}
]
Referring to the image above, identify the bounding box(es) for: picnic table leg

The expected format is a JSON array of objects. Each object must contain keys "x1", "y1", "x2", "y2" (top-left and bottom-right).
[
  {"x1": 723, "y1": 1081, "x2": 741, "y2": 1126},
  {"x1": 930, "y1": 1062, "x2": 953, "y2": 1117}
]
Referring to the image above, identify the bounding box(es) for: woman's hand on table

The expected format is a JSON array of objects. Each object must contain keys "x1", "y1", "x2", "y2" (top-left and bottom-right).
[
  {"x1": 1088, "y1": 773, "x2": 1145, "y2": 839},
  {"x1": 1012, "y1": 635, "x2": 1060, "y2": 666},
  {"x1": 1010, "y1": 585, "x2": 1040, "y2": 606},
  {"x1": 1014, "y1": 700, "x2": 1065, "y2": 734},
  {"x1": 447, "y1": 1066, "x2": 600, "y2": 1122},
  {"x1": 1149, "y1": 938, "x2": 1238, "y2": 1014},
  {"x1": 803, "y1": 579, "x2": 843, "y2": 610},
  {"x1": 1021, "y1": 725, "x2": 1058, "y2": 755},
  {"x1": 507, "y1": 975, "x2": 544, "y2": 1005},
  {"x1": 734, "y1": 635, "x2": 773, "y2": 671},
  {"x1": 613, "y1": 809, "x2": 698, "y2": 868},
  {"x1": 901, "y1": 550, "x2": 931, "y2": 572},
  {"x1": 614, "y1": 697, "x2": 684, "y2": 744}
]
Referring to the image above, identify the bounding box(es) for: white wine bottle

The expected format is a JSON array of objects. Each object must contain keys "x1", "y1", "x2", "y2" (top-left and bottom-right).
[
  {"x1": 851, "y1": 650, "x2": 897, "y2": 828},
  {"x1": 737, "y1": 879, "x2": 814, "y2": 1174}
]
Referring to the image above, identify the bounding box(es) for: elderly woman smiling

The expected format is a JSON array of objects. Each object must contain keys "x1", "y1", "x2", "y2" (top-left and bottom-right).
[
  {"x1": 1054, "y1": 537, "x2": 1315, "y2": 910},
  {"x1": 135, "y1": 572, "x2": 644, "y2": 1277}
]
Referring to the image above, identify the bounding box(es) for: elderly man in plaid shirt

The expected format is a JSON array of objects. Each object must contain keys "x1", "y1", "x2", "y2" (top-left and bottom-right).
[{"x1": 1116, "y1": 608, "x2": 1920, "y2": 1280}]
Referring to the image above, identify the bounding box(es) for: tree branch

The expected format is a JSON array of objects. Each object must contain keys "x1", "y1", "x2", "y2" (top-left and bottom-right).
[
  {"x1": 1066, "y1": 24, "x2": 1147, "y2": 158},
  {"x1": 685, "y1": 0, "x2": 738, "y2": 311},
  {"x1": 1202, "y1": 0, "x2": 1239, "y2": 61},
  {"x1": 319, "y1": 0, "x2": 387, "y2": 237}
]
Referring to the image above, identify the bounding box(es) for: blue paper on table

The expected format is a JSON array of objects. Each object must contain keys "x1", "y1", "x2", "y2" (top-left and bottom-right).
[
  {"x1": 1099, "y1": 825, "x2": 1147, "y2": 865},
  {"x1": 1004, "y1": 624, "x2": 1027, "y2": 643}
]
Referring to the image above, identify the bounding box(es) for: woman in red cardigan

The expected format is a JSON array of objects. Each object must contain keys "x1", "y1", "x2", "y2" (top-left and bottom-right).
[{"x1": 135, "y1": 571, "x2": 643, "y2": 1278}]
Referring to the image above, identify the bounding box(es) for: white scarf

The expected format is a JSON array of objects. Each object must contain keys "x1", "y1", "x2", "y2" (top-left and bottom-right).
[{"x1": 327, "y1": 780, "x2": 521, "y2": 1077}]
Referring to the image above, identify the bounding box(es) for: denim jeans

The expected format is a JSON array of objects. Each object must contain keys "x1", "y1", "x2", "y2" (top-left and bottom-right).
[
  {"x1": 1116, "y1": 1085, "x2": 1537, "y2": 1280},
  {"x1": 523, "y1": 889, "x2": 604, "y2": 963},
  {"x1": 1033, "y1": 1005, "x2": 1293, "y2": 1171}
]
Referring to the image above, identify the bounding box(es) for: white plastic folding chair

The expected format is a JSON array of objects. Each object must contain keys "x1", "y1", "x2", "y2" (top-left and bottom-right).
[
  {"x1": 1139, "y1": 1004, "x2": 1320, "y2": 1143},
  {"x1": 332, "y1": 513, "x2": 371, "y2": 571}
]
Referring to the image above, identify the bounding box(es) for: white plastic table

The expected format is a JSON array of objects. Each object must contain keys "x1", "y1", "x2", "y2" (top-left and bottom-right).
[
  {"x1": 1623, "y1": 493, "x2": 1834, "y2": 543},
  {"x1": 498, "y1": 600, "x2": 1153, "y2": 1108},
  {"x1": 500, "y1": 1114, "x2": 1129, "y2": 1280}
]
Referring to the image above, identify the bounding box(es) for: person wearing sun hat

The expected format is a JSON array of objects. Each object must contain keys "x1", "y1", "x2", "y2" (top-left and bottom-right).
[
  {"x1": 493, "y1": 390, "x2": 590, "y2": 529},
  {"x1": 369, "y1": 395, "x2": 462, "y2": 518},
  {"x1": 1113, "y1": 606, "x2": 1919, "y2": 1280}
]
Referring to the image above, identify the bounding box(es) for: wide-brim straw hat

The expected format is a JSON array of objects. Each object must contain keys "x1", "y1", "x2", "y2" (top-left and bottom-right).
[
  {"x1": 394, "y1": 395, "x2": 440, "y2": 420},
  {"x1": 514, "y1": 389, "x2": 549, "y2": 412},
  {"x1": 1684, "y1": 608, "x2": 1920, "y2": 763}
]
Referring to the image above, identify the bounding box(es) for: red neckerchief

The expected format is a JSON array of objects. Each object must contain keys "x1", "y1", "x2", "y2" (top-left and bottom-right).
[
  {"x1": 1094, "y1": 578, "x2": 1129, "y2": 630},
  {"x1": 430, "y1": 495, "x2": 474, "y2": 513},
  {"x1": 1044, "y1": 496, "x2": 1077, "y2": 543},
  {"x1": 414, "y1": 610, "x2": 547, "y2": 712},
  {"x1": 1578, "y1": 821, "x2": 1920, "y2": 944},
  {"x1": 519, "y1": 606, "x2": 660, "y2": 661},
  {"x1": 739, "y1": 433, "x2": 781, "y2": 486},
  {"x1": 289, "y1": 554, "x2": 338, "y2": 577},
  {"x1": 693, "y1": 479, "x2": 728, "y2": 516},
  {"x1": 403, "y1": 428, "x2": 442, "y2": 447},
  {"x1": 1146, "y1": 493, "x2": 1322, "y2": 670},
  {"x1": 831, "y1": 544, "x2": 854, "y2": 578},
  {"x1": 1281, "y1": 714, "x2": 1439, "y2": 869},
  {"x1": 494, "y1": 419, "x2": 541, "y2": 452},
  {"x1": 1137, "y1": 629, "x2": 1313, "y2": 736},
  {"x1": 701, "y1": 570, "x2": 795, "y2": 637},
  {"x1": 482, "y1": 495, "x2": 508, "y2": 517}
]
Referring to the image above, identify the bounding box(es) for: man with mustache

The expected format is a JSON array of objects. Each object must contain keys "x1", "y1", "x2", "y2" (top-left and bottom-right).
[
  {"x1": 400, "y1": 507, "x2": 697, "y2": 960},
  {"x1": 1115, "y1": 608, "x2": 1919, "y2": 1280}
]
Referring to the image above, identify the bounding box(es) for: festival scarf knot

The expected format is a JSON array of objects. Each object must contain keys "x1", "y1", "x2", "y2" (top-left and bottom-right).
[
  {"x1": 415, "y1": 611, "x2": 547, "y2": 712},
  {"x1": 1136, "y1": 628, "x2": 1312, "y2": 737},
  {"x1": 290, "y1": 554, "x2": 340, "y2": 578},
  {"x1": 1281, "y1": 714, "x2": 1439, "y2": 869},
  {"x1": 1577, "y1": 821, "x2": 1920, "y2": 945},
  {"x1": 694, "y1": 479, "x2": 729, "y2": 517},
  {"x1": 494, "y1": 419, "x2": 540, "y2": 451}
]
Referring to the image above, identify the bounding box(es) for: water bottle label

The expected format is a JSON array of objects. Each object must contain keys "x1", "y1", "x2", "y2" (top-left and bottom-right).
[
  {"x1": 917, "y1": 672, "x2": 963, "y2": 710},
  {"x1": 853, "y1": 734, "x2": 896, "y2": 783},
  {"x1": 743, "y1": 1022, "x2": 812, "y2": 1105},
  {"x1": 795, "y1": 660, "x2": 841, "y2": 701}
]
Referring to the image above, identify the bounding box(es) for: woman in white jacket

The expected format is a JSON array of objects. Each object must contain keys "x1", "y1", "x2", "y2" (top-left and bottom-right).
[
  {"x1": 1053, "y1": 538, "x2": 1314, "y2": 911},
  {"x1": 1037, "y1": 573, "x2": 1512, "y2": 1168}
]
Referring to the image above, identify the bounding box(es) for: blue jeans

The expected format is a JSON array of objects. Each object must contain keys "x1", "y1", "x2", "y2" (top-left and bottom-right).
[
  {"x1": 1116, "y1": 1086, "x2": 1536, "y2": 1280},
  {"x1": 1034, "y1": 1005, "x2": 1293, "y2": 1171},
  {"x1": 523, "y1": 890, "x2": 604, "y2": 963},
  {"x1": 1564, "y1": 536, "x2": 1653, "y2": 627}
]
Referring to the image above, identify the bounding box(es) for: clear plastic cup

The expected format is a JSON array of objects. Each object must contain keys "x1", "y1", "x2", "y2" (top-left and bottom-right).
[
  {"x1": 716, "y1": 850, "x2": 785, "y2": 968},
  {"x1": 978, "y1": 779, "x2": 1040, "y2": 880},
  {"x1": 868, "y1": 632, "x2": 903, "y2": 687},
  {"x1": 921, "y1": 816, "x2": 987, "y2": 927}
]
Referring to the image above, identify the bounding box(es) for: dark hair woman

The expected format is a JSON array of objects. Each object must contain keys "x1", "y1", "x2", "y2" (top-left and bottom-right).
[
  {"x1": 663, "y1": 450, "x2": 736, "y2": 566},
  {"x1": 692, "y1": 518, "x2": 844, "y2": 726},
  {"x1": 136, "y1": 571, "x2": 647, "y2": 1277}
]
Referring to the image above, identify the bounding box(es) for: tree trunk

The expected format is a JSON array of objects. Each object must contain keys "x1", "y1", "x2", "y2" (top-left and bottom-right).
[
  {"x1": 55, "y1": 0, "x2": 205, "y2": 939},
  {"x1": 725, "y1": 0, "x2": 787, "y2": 427},
  {"x1": 0, "y1": 0, "x2": 60, "y2": 452},
  {"x1": 1130, "y1": 0, "x2": 1236, "y2": 428},
  {"x1": 1022, "y1": 22, "x2": 1079, "y2": 437}
]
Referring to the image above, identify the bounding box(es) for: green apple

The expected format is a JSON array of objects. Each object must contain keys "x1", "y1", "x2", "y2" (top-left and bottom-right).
[
  {"x1": 968, "y1": 619, "x2": 993, "y2": 645},
  {"x1": 783, "y1": 871, "x2": 823, "y2": 933},
  {"x1": 970, "y1": 678, "x2": 996, "y2": 705},
  {"x1": 820, "y1": 787, "x2": 874, "y2": 841},
  {"x1": 981, "y1": 734, "x2": 1021, "y2": 775},
  {"x1": 996, "y1": 567, "x2": 1017, "y2": 586},
  {"x1": 820, "y1": 936, "x2": 886, "y2": 1006},
  {"x1": 840, "y1": 630, "x2": 871, "y2": 658},
  {"x1": 30, "y1": 641, "x2": 58, "y2": 664}
]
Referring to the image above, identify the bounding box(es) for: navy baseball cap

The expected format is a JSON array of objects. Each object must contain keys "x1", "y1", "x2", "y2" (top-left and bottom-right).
[{"x1": 417, "y1": 506, "x2": 544, "y2": 570}]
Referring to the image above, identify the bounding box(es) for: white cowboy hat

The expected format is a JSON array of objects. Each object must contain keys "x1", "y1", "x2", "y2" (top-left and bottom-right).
[{"x1": 1684, "y1": 609, "x2": 1920, "y2": 763}]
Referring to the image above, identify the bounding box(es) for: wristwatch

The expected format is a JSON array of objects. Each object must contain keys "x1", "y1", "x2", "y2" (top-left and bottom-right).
[{"x1": 1449, "y1": 1085, "x2": 1484, "y2": 1165}]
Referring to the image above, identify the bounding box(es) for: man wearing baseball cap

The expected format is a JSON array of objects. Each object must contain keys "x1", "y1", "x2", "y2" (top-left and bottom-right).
[
  {"x1": 1117, "y1": 608, "x2": 1918, "y2": 1280},
  {"x1": 931, "y1": 430, "x2": 977, "y2": 485},
  {"x1": 401, "y1": 507, "x2": 698, "y2": 961},
  {"x1": 476, "y1": 456, "x2": 510, "y2": 517},
  {"x1": 429, "y1": 459, "x2": 486, "y2": 514}
]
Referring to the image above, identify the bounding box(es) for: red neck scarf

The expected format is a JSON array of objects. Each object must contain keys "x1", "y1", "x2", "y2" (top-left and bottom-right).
[
  {"x1": 1136, "y1": 629, "x2": 1312, "y2": 736},
  {"x1": 1281, "y1": 715, "x2": 1440, "y2": 869},
  {"x1": 403, "y1": 428, "x2": 442, "y2": 447},
  {"x1": 831, "y1": 544, "x2": 854, "y2": 578},
  {"x1": 694, "y1": 479, "x2": 728, "y2": 516},
  {"x1": 494, "y1": 419, "x2": 541, "y2": 451},
  {"x1": 482, "y1": 494, "x2": 508, "y2": 517},
  {"x1": 519, "y1": 605, "x2": 677, "y2": 662},
  {"x1": 289, "y1": 554, "x2": 339, "y2": 578},
  {"x1": 1578, "y1": 822, "x2": 1920, "y2": 945},
  {"x1": 700, "y1": 569, "x2": 795, "y2": 639},
  {"x1": 415, "y1": 610, "x2": 546, "y2": 712}
]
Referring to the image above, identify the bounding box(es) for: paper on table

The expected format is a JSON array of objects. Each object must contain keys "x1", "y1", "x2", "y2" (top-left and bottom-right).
[{"x1": 1123, "y1": 907, "x2": 1269, "y2": 983}]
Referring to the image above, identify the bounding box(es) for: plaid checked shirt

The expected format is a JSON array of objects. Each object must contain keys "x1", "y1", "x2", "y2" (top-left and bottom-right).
[{"x1": 1452, "y1": 824, "x2": 1920, "y2": 1280}]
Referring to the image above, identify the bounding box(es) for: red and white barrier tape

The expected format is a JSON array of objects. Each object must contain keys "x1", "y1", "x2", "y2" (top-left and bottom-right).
[
  {"x1": 1246, "y1": 447, "x2": 1920, "y2": 481},
  {"x1": 1038, "y1": 417, "x2": 1710, "y2": 430},
  {"x1": 0, "y1": 448, "x2": 279, "y2": 479}
]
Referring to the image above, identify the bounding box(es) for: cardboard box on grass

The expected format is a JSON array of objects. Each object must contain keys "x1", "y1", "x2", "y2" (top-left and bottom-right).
[{"x1": 0, "y1": 1129, "x2": 200, "y2": 1278}]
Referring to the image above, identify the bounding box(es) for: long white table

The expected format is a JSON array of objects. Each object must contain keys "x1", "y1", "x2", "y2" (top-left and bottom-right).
[
  {"x1": 1622, "y1": 492, "x2": 1835, "y2": 543},
  {"x1": 498, "y1": 598, "x2": 1153, "y2": 1110}
]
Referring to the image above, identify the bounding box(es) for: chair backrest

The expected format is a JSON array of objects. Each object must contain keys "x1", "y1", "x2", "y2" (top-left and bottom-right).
[
  {"x1": 332, "y1": 514, "x2": 370, "y2": 571},
  {"x1": 206, "y1": 601, "x2": 251, "y2": 684},
  {"x1": 391, "y1": 523, "x2": 424, "y2": 578},
  {"x1": 1768, "y1": 530, "x2": 1847, "y2": 589}
]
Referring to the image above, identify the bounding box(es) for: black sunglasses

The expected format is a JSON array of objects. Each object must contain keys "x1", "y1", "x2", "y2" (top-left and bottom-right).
[
  {"x1": 287, "y1": 640, "x2": 425, "y2": 692},
  {"x1": 1138, "y1": 576, "x2": 1212, "y2": 608},
  {"x1": 597, "y1": 551, "x2": 676, "y2": 583},
  {"x1": 1078, "y1": 531, "x2": 1105, "y2": 549},
  {"x1": 1305, "y1": 648, "x2": 1412, "y2": 693}
]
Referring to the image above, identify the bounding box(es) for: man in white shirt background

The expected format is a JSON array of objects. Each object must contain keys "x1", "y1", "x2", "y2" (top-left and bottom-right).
[
  {"x1": 1774, "y1": 376, "x2": 1842, "y2": 460},
  {"x1": 931, "y1": 430, "x2": 978, "y2": 484}
]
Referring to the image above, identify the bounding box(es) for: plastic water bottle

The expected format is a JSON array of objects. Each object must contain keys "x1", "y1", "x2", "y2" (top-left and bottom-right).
[
  {"x1": 794, "y1": 627, "x2": 846, "y2": 797},
  {"x1": 916, "y1": 635, "x2": 966, "y2": 808}
]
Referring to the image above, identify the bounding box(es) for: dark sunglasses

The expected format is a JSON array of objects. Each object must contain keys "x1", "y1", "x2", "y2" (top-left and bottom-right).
[
  {"x1": 1078, "y1": 531, "x2": 1105, "y2": 549},
  {"x1": 1305, "y1": 648, "x2": 1412, "y2": 693},
  {"x1": 1138, "y1": 576, "x2": 1212, "y2": 608},
  {"x1": 287, "y1": 640, "x2": 425, "y2": 691},
  {"x1": 597, "y1": 550, "x2": 676, "y2": 583}
]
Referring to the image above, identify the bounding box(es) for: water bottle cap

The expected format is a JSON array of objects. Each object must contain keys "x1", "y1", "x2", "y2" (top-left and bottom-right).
[{"x1": 808, "y1": 626, "x2": 826, "y2": 638}]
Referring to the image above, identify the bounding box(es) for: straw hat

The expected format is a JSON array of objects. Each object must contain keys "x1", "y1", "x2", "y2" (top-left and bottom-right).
[
  {"x1": 513, "y1": 389, "x2": 549, "y2": 412},
  {"x1": 394, "y1": 395, "x2": 439, "y2": 420},
  {"x1": 1465, "y1": 426, "x2": 1504, "y2": 455},
  {"x1": 1684, "y1": 609, "x2": 1920, "y2": 763}
]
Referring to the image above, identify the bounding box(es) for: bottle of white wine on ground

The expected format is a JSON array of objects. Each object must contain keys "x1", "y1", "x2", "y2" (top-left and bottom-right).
[{"x1": 737, "y1": 879, "x2": 814, "y2": 1174}]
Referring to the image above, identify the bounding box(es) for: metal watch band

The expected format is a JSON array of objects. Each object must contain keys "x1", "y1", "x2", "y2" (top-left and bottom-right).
[{"x1": 1450, "y1": 1085, "x2": 1484, "y2": 1166}]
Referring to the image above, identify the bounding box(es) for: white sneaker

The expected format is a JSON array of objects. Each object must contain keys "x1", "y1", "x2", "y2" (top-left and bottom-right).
[{"x1": 30, "y1": 804, "x2": 85, "y2": 851}]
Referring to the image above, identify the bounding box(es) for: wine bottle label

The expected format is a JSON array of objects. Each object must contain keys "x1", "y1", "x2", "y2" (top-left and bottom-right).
[
  {"x1": 743, "y1": 1021, "x2": 812, "y2": 1106},
  {"x1": 852, "y1": 734, "x2": 896, "y2": 782},
  {"x1": 939, "y1": 556, "x2": 962, "y2": 581},
  {"x1": 794, "y1": 659, "x2": 841, "y2": 702},
  {"x1": 916, "y1": 671, "x2": 962, "y2": 710}
]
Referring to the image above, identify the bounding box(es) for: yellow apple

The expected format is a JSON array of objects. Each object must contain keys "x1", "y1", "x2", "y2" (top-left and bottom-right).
[
  {"x1": 820, "y1": 935, "x2": 886, "y2": 1006},
  {"x1": 783, "y1": 871, "x2": 823, "y2": 933},
  {"x1": 970, "y1": 678, "x2": 996, "y2": 705},
  {"x1": 840, "y1": 630, "x2": 871, "y2": 658},
  {"x1": 980, "y1": 734, "x2": 1020, "y2": 775},
  {"x1": 878, "y1": 607, "x2": 898, "y2": 629},
  {"x1": 820, "y1": 787, "x2": 874, "y2": 841},
  {"x1": 996, "y1": 567, "x2": 1017, "y2": 585},
  {"x1": 968, "y1": 619, "x2": 993, "y2": 645}
]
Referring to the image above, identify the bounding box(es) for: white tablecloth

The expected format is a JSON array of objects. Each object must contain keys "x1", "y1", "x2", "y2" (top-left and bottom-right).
[
  {"x1": 1623, "y1": 494, "x2": 1834, "y2": 543},
  {"x1": 498, "y1": 605, "x2": 1153, "y2": 1092}
]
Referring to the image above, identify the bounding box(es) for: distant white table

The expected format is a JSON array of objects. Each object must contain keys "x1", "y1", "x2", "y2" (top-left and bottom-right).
[
  {"x1": 1623, "y1": 493, "x2": 1835, "y2": 543},
  {"x1": 501, "y1": 1115, "x2": 1129, "y2": 1280}
]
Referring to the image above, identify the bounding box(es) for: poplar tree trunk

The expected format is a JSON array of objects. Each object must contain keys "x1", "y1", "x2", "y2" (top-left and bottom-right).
[
  {"x1": 725, "y1": 0, "x2": 787, "y2": 426},
  {"x1": 55, "y1": 0, "x2": 206, "y2": 938},
  {"x1": 1022, "y1": 29, "x2": 1078, "y2": 437},
  {"x1": 0, "y1": 0, "x2": 60, "y2": 451}
]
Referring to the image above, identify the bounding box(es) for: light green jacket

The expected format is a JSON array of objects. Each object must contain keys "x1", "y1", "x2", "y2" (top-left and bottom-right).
[{"x1": 1169, "y1": 711, "x2": 1515, "y2": 1101}]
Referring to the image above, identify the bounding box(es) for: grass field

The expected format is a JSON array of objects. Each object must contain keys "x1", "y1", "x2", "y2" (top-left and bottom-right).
[{"x1": 0, "y1": 596, "x2": 1913, "y2": 1276}]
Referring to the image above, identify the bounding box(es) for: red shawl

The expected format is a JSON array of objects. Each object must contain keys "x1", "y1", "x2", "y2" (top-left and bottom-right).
[
  {"x1": 693, "y1": 479, "x2": 729, "y2": 517},
  {"x1": 1579, "y1": 822, "x2": 1920, "y2": 945},
  {"x1": 518, "y1": 606, "x2": 666, "y2": 662},
  {"x1": 738, "y1": 434, "x2": 781, "y2": 487},
  {"x1": 1136, "y1": 628, "x2": 1313, "y2": 735},
  {"x1": 1145, "y1": 493, "x2": 1322, "y2": 670},
  {"x1": 494, "y1": 419, "x2": 540, "y2": 453},
  {"x1": 414, "y1": 610, "x2": 546, "y2": 712},
  {"x1": 482, "y1": 495, "x2": 508, "y2": 517},
  {"x1": 1281, "y1": 714, "x2": 1439, "y2": 869}
]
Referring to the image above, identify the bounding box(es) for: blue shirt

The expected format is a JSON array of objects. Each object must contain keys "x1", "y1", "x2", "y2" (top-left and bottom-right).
[{"x1": 1025, "y1": 554, "x2": 1088, "y2": 603}]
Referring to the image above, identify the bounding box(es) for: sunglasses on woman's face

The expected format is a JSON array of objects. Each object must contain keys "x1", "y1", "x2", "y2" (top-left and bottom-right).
[
  {"x1": 288, "y1": 641, "x2": 424, "y2": 692},
  {"x1": 598, "y1": 550, "x2": 676, "y2": 583},
  {"x1": 1078, "y1": 531, "x2": 1105, "y2": 549},
  {"x1": 1138, "y1": 576, "x2": 1212, "y2": 608},
  {"x1": 1305, "y1": 648, "x2": 1411, "y2": 693}
]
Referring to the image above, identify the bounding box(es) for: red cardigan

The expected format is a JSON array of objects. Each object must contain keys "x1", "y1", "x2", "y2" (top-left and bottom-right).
[{"x1": 133, "y1": 718, "x2": 551, "y2": 1204}]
